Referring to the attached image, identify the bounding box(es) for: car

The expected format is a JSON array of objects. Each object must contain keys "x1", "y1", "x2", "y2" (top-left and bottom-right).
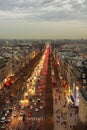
[
  {"x1": 1, "y1": 117, "x2": 5, "y2": 123},
  {"x1": 7, "y1": 117, "x2": 12, "y2": 122},
  {"x1": 13, "y1": 105, "x2": 16, "y2": 110},
  {"x1": 37, "y1": 98, "x2": 40, "y2": 102},
  {"x1": 20, "y1": 105, "x2": 25, "y2": 110},
  {"x1": 30, "y1": 105, "x2": 33, "y2": 109},
  {"x1": 25, "y1": 95, "x2": 28, "y2": 99},
  {"x1": 34, "y1": 102, "x2": 37, "y2": 106},
  {"x1": 32, "y1": 99, "x2": 35, "y2": 102},
  {"x1": 5, "y1": 117, "x2": 12, "y2": 123},
  {"x1": 35, "y1": 108, "x2": 38, "y2": 112},
  {"x1": 5, "y1": 119, "x2": 9, "y2": 124},
  {"x1": 27, "y1": 113, "x2": 32, "y2": 117},
  {"x1": 40, "y1": 106, "x2": 43, "y2": 109},
  {"x1": 20, "y1": 111, "x2": 24, "y2": 116},
  {"x1": 8, "y1": 107, "x2": 13, "y2": 112},
  {"x1": 13, "y1": 111, "x2": 17, "y2": 117},
  {"x1": 5, "y1": 112, "x2": 8, "y2": 117},
  {"x1": 6, "y1": 110, "x2": 9, "y2": 114}
]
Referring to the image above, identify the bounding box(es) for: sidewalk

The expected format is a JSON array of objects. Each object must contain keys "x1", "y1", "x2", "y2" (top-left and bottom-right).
[{"x1": 53, "y1": 86, "x2": 79, "y2": 130}]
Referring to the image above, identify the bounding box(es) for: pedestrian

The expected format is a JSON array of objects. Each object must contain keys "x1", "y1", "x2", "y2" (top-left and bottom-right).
[
  {"x1": 56, "y1": 120, "x2": 59, "y2": 123},
  {"x1": 73, "y1": 125, "x2": 76, "y2": 128},
  {"x1": 70, "y1": 113, "x2": 72, "y2": 116},
  {"x1": 65, "y1": 126, "x2": 67, "y2": 129},
  {"x1": 75, "y1": 117, "x2": 77, "y2": 121},
  {"x1": 57, "y1": 115, "x2": 60, "y2": 119},
  {"x1": 18, "y1": 128, "x2": 20, "y2": 130},
  {"x1": 56, "y1": 110, "x2": 58, "y2": 113}
]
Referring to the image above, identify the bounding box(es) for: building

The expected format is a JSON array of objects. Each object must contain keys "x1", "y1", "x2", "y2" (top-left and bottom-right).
[
  {"x1": 79, "y1": 88, "x2": 87, "y2": 123},
  {"x1": 0, "y1": 43, "x2": 40, "y2": 90},
  {"x1": 55, "y1": 42, "x2": 87, "y2": 106}
]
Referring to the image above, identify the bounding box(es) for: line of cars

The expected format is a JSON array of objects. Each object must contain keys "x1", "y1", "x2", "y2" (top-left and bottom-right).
[
  {"x1": 12, "y1": 104, "x2": 25, "y2": 117},
  {"x1": 0, "y1": 107, "x2": 13, "y2": 129},
  {"x1": 21, "y1": 47, "x2": 49, "y2": 129},
  {"x1": 0, "y1": 104, "x2": 26, "y2": 129},
  {"x1": 24, "y1": 95, "x2": 44, "y2": 130}
]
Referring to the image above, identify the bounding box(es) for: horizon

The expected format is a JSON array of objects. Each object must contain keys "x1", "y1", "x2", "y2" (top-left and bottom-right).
[
  {"x1": 0, "y1": 38, "x2": 87, "y2": 40},
  {"x1": 0, "y1": 0, "x2": 87, "y2": 39}
]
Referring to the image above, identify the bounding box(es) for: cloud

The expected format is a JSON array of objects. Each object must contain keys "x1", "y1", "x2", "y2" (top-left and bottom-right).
[{"x1": 0, "y1": 0, "x2": 87, "y2": 22}]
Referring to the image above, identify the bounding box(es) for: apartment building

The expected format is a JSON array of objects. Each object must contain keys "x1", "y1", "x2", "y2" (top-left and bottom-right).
[{"x1": 79, "y1": 88, "x2": 87, "y2": 123}]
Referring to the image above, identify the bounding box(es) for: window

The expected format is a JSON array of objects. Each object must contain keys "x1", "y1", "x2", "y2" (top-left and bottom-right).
[
  {"x1": 83, "y1": 79, "x2": 86, "y2": 84},
  {"x1": 82, "y1": 73, "x2": 85, "y2": 78}
]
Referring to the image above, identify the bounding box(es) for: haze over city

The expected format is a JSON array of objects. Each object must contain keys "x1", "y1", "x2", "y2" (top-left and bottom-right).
[{"x1": 0, "y1": 0, "x2": 87, "y2": 39}]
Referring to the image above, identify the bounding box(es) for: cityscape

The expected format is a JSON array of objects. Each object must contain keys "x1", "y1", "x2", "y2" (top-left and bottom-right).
[
  {"x1": 0, "y1": 39, "x2": 87, "y2": 130},
  {"x1": 0, "y1": 0, "x2": 87, "y2": 130}
]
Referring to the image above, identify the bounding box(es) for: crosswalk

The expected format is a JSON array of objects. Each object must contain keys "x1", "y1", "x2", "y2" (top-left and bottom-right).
[{"x1": 27, "y1": 117, "x2": 44, "y2": 121}]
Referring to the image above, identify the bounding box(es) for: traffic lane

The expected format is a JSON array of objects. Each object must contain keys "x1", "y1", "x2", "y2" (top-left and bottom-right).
[
  {"x1": 0, "y1": 107, "x2": 14, "y2": 129},
  {"x1": 0, "y1": 89, "x2": 43, "y2": 127},
  {"x1": 23, "y1": 119, "x2": 40, "y2": 130},
  {"x1": 22, "y1": 96, "x2": 44, "y2": 129},
  {"x1": 7, "y1": 110, "x2": 22, "y2": 129},
  {"x1": 30, "y1": 105, "x2": 44, "y2": 130},
  {"x1": 7, "y1": 99, "x2": 28, "y2": 129},
  {"x1": 26, "y1": 118, "x2": 42, "y2": 130},
  {"x1": 32, "y1": 120, "x2": 39, "y2": 130},
  {"x1": 34, "y1": 106, "x2": 44, "y2": 116},
  {"x1": 8, "y1": 105, "x2": 32, "y2": 130},
  {"x1": 9, "y1": 107, "x2": 28, "y2": 130},
  {"x1": 25, "y1": 102, "x2": 44, "y2": 118},
  {"x1": 0, "y1": 116, "x2": 21, "y2": 130},
  {"x1": 22, "y1": 95, "x2": 44, "y2": 126},
  {"x1": 23, "y1": 100, "x2": 44, "y2": 130},
  {"x1": 9, "y1": 117, "x2": 22, "y2": 129},
  {"x1": 20, "y1": 52, "x2": 46, "y2": 127},
  {"x1": 30, "y1": 103, "x2": 44, "y2": 117}
]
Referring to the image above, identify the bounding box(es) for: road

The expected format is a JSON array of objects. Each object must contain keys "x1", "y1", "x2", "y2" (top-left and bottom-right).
[{"x1": 0, "y1": 45, "x2": 49, "y2": 130}]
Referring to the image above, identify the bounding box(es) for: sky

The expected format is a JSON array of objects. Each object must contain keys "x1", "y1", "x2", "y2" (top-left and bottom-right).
[{"x1": 0, "y1": 0, "x2": 87, "y2": 39}]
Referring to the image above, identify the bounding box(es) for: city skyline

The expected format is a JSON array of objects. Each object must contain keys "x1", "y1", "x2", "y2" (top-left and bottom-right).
[{"x1": 0, "y1": 0, "x2": 87, "y2": 39}]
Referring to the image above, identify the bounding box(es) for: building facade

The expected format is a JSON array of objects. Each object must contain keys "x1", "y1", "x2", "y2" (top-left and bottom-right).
[{"x1": 79, "y1": 88, "x2": 87, "y2": 123}]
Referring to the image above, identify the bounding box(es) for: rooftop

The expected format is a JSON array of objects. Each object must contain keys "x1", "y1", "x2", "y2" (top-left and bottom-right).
[
  {"x1": 0, "y1": 58, "x2": 8, "y2": 69},
  {"x1": 80, "y1": 88, "x2": 87, "y2": 101}
]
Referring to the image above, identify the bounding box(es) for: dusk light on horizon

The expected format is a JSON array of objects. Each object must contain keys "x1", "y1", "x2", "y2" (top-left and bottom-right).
[{"x1": 0, "y1": 0, "x2": 87, "y2": 39}]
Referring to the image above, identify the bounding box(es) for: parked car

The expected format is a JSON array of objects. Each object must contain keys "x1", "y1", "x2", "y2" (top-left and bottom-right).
[
  {"x1": 1, "y1": 117, "x2": 5, "y2": 123},
  {"x1": 35, "y1": 108, "x2": 38, "y2": 112}
]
